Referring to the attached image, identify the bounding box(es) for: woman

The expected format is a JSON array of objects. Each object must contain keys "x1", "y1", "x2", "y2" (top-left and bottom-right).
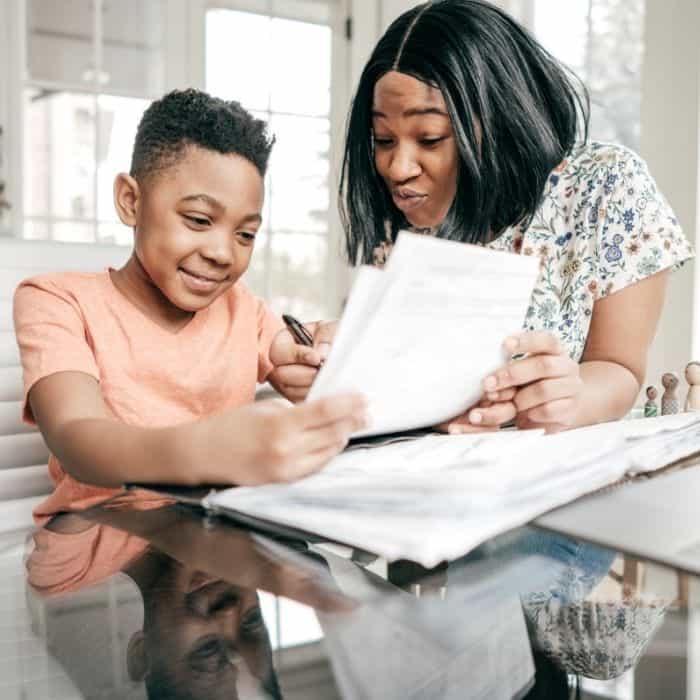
[{"x1": 339, "y1": 0, "x2": 692, "y2": 434}]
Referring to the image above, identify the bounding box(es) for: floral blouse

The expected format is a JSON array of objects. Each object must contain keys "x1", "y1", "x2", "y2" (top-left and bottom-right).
[{"x1": 374, "y1": 142, "x2": 694, "y2": 361}]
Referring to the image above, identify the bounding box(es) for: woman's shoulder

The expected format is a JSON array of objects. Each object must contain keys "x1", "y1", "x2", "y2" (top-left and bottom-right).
[{"x1": 561, "y1": 141, "x2": 651, "y2": 181}]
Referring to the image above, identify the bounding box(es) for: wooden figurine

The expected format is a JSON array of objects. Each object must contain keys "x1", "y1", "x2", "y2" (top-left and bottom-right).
[
  {"x1": 685, "y1": 362, "x2": 700, "y2": 411},
  {"x1": 661, "y1": 372, "x2": 680, "y2": 415},
  {"x1": 644, "y1": 386, "x2": 659, "y2": 417}
]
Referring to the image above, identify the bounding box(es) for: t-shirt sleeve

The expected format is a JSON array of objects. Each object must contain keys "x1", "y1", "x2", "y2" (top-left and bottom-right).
[
  {"x1": 593, "y1": 147, "x2": 693, "y2": 300},
  {"x1": 13, "y1": 277, "x2": 100, "y2": 424},
  {"x1": 255, "y1": 298, "x2": 284, "y2": 383}
]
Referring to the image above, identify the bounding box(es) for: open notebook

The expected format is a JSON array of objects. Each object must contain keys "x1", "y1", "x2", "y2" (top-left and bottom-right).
[{"x1": 134, "y1": 414, "x2": 700, "y2": 568}]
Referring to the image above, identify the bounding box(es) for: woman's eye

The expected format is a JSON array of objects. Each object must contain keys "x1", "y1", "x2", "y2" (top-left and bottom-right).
[
  {"x1": 421, "y1": 136, "x2": 446, "y2": 146},
  {"x1": 237, "y1": 231, "x2": 256, "y2": 243},
  {"x1": 373, "y1": 136, "x2": 394, "y2": 147}
]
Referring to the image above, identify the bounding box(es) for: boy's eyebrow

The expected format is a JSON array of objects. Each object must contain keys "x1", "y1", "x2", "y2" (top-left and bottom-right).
[
  {"x1": 180, "y1": 193, "x2": 225, "y2": 210},
  {"x1": 179, "y1": 194, "x2": 262, "y2": 224}
]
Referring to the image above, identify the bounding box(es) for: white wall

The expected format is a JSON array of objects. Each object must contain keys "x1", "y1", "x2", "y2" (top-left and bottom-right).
[{"x1": 640, "y1": 0, "x2": 699, "y2": 393}]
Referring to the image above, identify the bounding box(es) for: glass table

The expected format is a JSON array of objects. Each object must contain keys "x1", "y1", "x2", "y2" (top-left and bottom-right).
[{"x1": 0, "y1": 498, "x2": 694, "y2": 699}]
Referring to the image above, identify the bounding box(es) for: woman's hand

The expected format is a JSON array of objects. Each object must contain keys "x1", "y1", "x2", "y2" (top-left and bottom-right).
[
  {"x1": 269, "y1": 321, "x2": 337, "y2": 402},
  {"x1": 435, "y1": 393, "x2": 517, "y2": 434},
  {"x1": 484, "y1": 331, "x2": 583, "y2": 433}
]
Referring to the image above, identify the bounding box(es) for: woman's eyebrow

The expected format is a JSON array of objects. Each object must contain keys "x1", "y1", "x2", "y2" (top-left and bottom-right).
[{"x1": 372, "y1": 107, "x2": 449, "y2": 118}]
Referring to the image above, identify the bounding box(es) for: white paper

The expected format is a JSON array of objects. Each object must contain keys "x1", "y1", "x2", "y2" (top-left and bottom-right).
[
  {"x1": 308, "y1": 232, "x2": 540, "y2": 436},
  {"x1": 207, "y1": 429, "x2": 627, "y2": 566},
  {"x1": 566, "y1": 413, "x2": 700, "y2": 473}
]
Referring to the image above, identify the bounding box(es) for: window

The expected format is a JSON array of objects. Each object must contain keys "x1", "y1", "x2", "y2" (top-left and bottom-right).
[
  {"x1": 531, "y1": 0, "x2": 645, "y2": 152},
  {"x1": 4, "y1": 0, "x2": 347, "y2": 318},
  {"x1": 15, "y1": 0, "x2": 165, "y2": 244},
  {"x1": 206, "y1": 2, "x2": 340, "y2": 319}
]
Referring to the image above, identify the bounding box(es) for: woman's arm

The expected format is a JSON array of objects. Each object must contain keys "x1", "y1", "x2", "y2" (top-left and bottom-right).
[
  {"x1": 483, "y1": 270, "x2": 670, "y2": 432},
  {"x1": 29, "y1": 371, "x2": 366, "y2": 487}
]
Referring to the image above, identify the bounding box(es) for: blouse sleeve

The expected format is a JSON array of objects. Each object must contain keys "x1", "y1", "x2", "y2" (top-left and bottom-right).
[{"x1": 592, "y1": 146, "x2": 693, "y2": 300}]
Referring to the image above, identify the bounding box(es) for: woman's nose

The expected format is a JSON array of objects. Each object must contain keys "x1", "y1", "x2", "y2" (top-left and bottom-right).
[{"x1": 387, "y1": 145, "x2": 421, "y2": 183}]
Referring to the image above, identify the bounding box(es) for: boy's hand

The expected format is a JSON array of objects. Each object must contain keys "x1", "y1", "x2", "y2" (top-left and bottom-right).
[
  {"x1": 269, "y1": 321, "x2": 338, "y2": 402},
  {"x1": 204, "y1": 393, "x2": 366, "y2": 484}
]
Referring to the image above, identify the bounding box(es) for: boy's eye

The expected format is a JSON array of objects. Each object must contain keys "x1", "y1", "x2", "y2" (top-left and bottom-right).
[
  {"x1": 236, "y1": 231, "x2": 256, "y2": 243},
  {"x1": 184, "y1": 214, "x2": 211, "y2": 227}
]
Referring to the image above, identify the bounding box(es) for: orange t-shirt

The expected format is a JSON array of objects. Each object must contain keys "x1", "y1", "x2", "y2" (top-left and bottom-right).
[
  {"x1": 27, "y1": 524, "x2": 149, "y2": 596},
  {"x1": 13, "y1": 270, "x2": 284, "y2": 524}
]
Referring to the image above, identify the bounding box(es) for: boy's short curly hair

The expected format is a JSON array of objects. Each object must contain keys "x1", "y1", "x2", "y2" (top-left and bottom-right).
[{"x1": 130, "y1": 88, "x2": 275, "y2": 181}]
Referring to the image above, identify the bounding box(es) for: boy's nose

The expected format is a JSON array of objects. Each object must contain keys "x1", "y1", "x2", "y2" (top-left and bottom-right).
[{"x1": 200, "y1": 232, "x2": 234, "y2": 266}]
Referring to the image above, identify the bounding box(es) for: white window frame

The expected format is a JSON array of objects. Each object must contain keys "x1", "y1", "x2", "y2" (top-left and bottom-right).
[
  {"x1": 190, "y1": 0, "x2": 352, "y2": 316},
  {"x1": 1, "y1": 0, "x2": 351, "y2": 315},
  {"x1": 3, "y1": 0, "x2": 198, "y2": 244}
]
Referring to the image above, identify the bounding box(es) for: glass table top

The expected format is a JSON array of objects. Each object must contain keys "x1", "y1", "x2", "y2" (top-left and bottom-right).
[{"x1": 0, "y1": 500, "x2": 695, "y2": 699}]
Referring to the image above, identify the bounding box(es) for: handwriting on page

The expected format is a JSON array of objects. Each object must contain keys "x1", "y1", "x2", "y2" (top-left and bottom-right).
[{"x1": 309, "y1": 232, "x2": 540, "y2": 437}]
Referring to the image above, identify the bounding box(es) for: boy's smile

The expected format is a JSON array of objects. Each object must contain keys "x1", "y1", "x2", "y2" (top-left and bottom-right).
[{"x1": 112, "y1": 145, "x2": 264, "y2": 332}]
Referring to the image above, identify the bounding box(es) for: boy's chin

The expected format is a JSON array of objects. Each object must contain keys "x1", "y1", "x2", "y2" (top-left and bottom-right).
[{"x1": 173, "y1": 291, "x2": 224, "y2": 312}]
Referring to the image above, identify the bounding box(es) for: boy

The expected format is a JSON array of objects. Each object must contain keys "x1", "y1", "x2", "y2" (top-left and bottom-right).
[{"x1": 14, "y1": 89, "x2": 366, "y2": 525}]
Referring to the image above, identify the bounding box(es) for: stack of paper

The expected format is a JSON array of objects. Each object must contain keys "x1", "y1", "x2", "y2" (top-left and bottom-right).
[
  {"x1": 577, "y1": 413, "x2": 700, "y2": 473},
  {"x1": 205, "y1": 416, "x2": 700, "y2": 567},
  {"x1": 206, "y1": 429, "x2": 628, "y2": 566},
  {"x1": 308, "y1": 231, "x2": 540, "y2": 436}
]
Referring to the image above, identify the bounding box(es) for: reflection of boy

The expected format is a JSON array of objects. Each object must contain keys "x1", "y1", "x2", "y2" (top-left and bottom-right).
[
  {"x1": 14, "y1": 89, "x2": 366, "y2": 525},
  {"x1": 27, "y1": 518, "x2": 280, "y2": 699}
]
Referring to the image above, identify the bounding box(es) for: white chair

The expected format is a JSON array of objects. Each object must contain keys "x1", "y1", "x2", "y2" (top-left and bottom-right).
[{"x1": 0, "y1": 238, "x2": 129, "y2": 532}]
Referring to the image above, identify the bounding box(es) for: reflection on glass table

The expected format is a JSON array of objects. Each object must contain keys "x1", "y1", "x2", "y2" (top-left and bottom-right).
[{"x1": 1, "y1": 500, "x2": 693, "y2": 699}]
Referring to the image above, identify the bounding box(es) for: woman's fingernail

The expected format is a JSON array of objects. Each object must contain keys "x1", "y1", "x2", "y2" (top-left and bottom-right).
[
  {"x1": 484, "y1": 376, "x2": 497, "y2": 391},
  {"x1": 487, "y1": 391, "x2": 499, "y2": 402},
  {"x1": 470, "y1": 410, "x2": 483, "y2": 424},
  {"x1": 504, "y1": 337, "x2": 519, "y2": 353},
  {"x1": 318, "y1": 342, "x2": 331, "y2": 360},
  {"x1": 448, "y1": 424, "x2": 461, "y2": 435}
]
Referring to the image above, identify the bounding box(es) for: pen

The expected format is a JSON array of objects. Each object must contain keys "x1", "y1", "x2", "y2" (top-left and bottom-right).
[{"x1": 282, "y1": 314, "x2": 314, "y2": 347}]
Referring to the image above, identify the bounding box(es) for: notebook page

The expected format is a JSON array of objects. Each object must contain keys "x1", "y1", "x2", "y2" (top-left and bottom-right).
[
  {"x1": 206, "y1": 429, "x2": 626, "y2": 566},
  {"x1": 309, "y1": 232, "x2": 540, "y2": 436}
]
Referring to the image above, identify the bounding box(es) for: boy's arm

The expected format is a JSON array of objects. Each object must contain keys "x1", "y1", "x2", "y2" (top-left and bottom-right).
[{"x1": 30, "y1": 371, "x2": 366, "y2": 488}]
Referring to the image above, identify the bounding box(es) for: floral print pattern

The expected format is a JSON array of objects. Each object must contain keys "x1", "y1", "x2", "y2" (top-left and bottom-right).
[
  {"x1": 374, "y1": 142, "x2": 693, "y2": 361},
  {"x1": 523, "y1": 598, "x2": 669, "y2": 679},
  {"x1": 488, "y1": 142, "x2": 693, "y2": 360}
]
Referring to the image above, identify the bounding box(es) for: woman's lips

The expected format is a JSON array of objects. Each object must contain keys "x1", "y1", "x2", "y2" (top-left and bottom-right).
[{"x1": 392, "y1": 190, "x2": 428, "y2": 213}]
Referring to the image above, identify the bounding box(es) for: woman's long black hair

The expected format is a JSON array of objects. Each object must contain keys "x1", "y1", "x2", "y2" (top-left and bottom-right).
[{"x1": 340, "y1": 0, "x2": 590, "y2": 264}]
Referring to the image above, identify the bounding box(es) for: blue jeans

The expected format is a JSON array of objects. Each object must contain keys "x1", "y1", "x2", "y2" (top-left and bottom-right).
[
  {"x1": 450, "y1": 528, "x2": 616, "y2": 605},
  {"x1": 507, "y1": 529, "x2": 616, "y2": 604}
]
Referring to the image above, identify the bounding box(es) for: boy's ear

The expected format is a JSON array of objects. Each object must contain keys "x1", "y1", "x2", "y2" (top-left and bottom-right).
[{"x1": 114, "y1": 173, "x2": 140, "y2": 227}]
